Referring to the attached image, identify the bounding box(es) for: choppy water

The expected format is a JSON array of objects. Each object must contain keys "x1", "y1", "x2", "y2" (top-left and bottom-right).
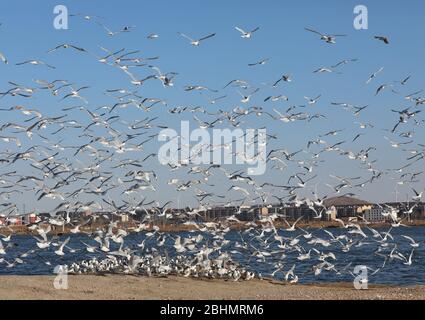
[{"x1": 1, "y1": 226, "x2": 424, "y2": 285}]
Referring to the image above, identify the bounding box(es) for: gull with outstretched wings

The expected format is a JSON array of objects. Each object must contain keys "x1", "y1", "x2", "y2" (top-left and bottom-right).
[
  {"x1": 178, "y1": 32, "x2": 216, "y2": 46},
  {"x1": 235, "y1": 26, "x2": 260, "y2": 39},
  {"x1": 305, "y1": 27, "x2": 347, "y2": 44}
]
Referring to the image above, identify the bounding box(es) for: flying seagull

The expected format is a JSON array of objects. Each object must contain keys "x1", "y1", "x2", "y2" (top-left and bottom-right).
[
  {"x1": 366, "y1": 67, "x2": 384, "y2": 84},
  {"x1": 374, "y1": 36, "x2": 389, "y2": 44},
  {"x1": 235, "y1": 26, "x2": 260, "y2": 39},
  {"x1": 16, "y1": 60, "x2": 56, "y2": 69},
  {"x1": 147, "y1": 33, "x2": 159, "y2": 40},
  {"x1": 248, "y1": 58, "x2": 269, "y2": 67},
  {"x1": 47, "y1": 44, "x2": 87, "y2": 53},
  {"x1": 273, "y1": 74, "x2": 292, "y2": 87},
  {"x1": 0, "y1": 51, "x2": 7, "y2": 64},
  {"x1": 304, "y1": 94, "x2": 322, "y2": 105},
  {"x1": 178, "y1": 32, "x2": 216, "y2": 46},
  {"x1": 305, "y1": 27, "x2": 347, "y2": 44}
]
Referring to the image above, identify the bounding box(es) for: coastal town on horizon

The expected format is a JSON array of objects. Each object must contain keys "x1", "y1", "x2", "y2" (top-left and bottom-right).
[{"x1": 2, "y1": 196, "x2": 424, "y2": 229}]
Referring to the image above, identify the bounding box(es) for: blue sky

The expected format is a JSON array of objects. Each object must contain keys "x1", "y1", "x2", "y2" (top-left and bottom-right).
[{"x1": 0, "y1": 0, "x2": 424, "y2": 212}]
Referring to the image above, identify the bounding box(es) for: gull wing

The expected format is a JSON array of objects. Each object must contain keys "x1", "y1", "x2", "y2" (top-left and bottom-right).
[
  {"x1": 178, "y1": 32, "x2": 194, "y2": 42},
  {"x1": 235, "y1": 26, "x2": 246, "y2": 34},
  {"x1": 199, "y1": 33, "x2": 216, "y2": 41},
  {"x1": 305, "y1": 28, "x2": 323, "y2": 36}
]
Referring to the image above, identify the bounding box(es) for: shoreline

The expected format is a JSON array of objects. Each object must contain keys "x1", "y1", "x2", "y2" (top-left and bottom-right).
[
  {"x1": 0, "y1": 275, "x2": 423, "y2": 300},
  {"x1": 2, "y1": 220, "x2": 425, "y2": 236}
]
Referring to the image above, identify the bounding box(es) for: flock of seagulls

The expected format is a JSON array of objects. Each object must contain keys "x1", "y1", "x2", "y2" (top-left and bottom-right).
[{"x1": 0, "y1": 13, "x2": 424, "y2": 284}]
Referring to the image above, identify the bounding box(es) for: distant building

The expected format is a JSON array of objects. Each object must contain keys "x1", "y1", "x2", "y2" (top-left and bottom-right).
[
  {"x1": 7, "y1": 216, "x2": 23, "y2": 226},
  {"x1": 323, "y1": 196, "x2": 371, "y2": 219},
  {"x1": 203, "y1": 206, "x2": 237, "y2": 220},
  {"x1": 326, "y1": 206, "x2": 337, "y2": 221},
  {"x1": 24, "y1": 213, "x2": 38, "y2": 225},
  {"x1": 239, "y1": 206, "x2": 257, "y2": 221},
  {"x1": 259, "y1": 207, "x2": 269, "y2": 217},
  {"x1": 363, "y1": 206, "x2": 385, "y2": 222},
  {"x1": 265, "y1": 204, "x2": 319, "y2": 221},
  {"x1": 41, "y1": 198, "x2": 422, "y2": 227}
]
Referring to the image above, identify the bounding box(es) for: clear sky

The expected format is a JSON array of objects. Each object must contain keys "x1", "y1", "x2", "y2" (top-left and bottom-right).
[{"x1": 0, "y1": 0, "x2": 424, "y2": 213}]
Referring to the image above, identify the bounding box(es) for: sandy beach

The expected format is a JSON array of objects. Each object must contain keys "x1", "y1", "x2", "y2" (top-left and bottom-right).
[{"x1": 0, "y1": 275, "x2": 423, "y2": 300}]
